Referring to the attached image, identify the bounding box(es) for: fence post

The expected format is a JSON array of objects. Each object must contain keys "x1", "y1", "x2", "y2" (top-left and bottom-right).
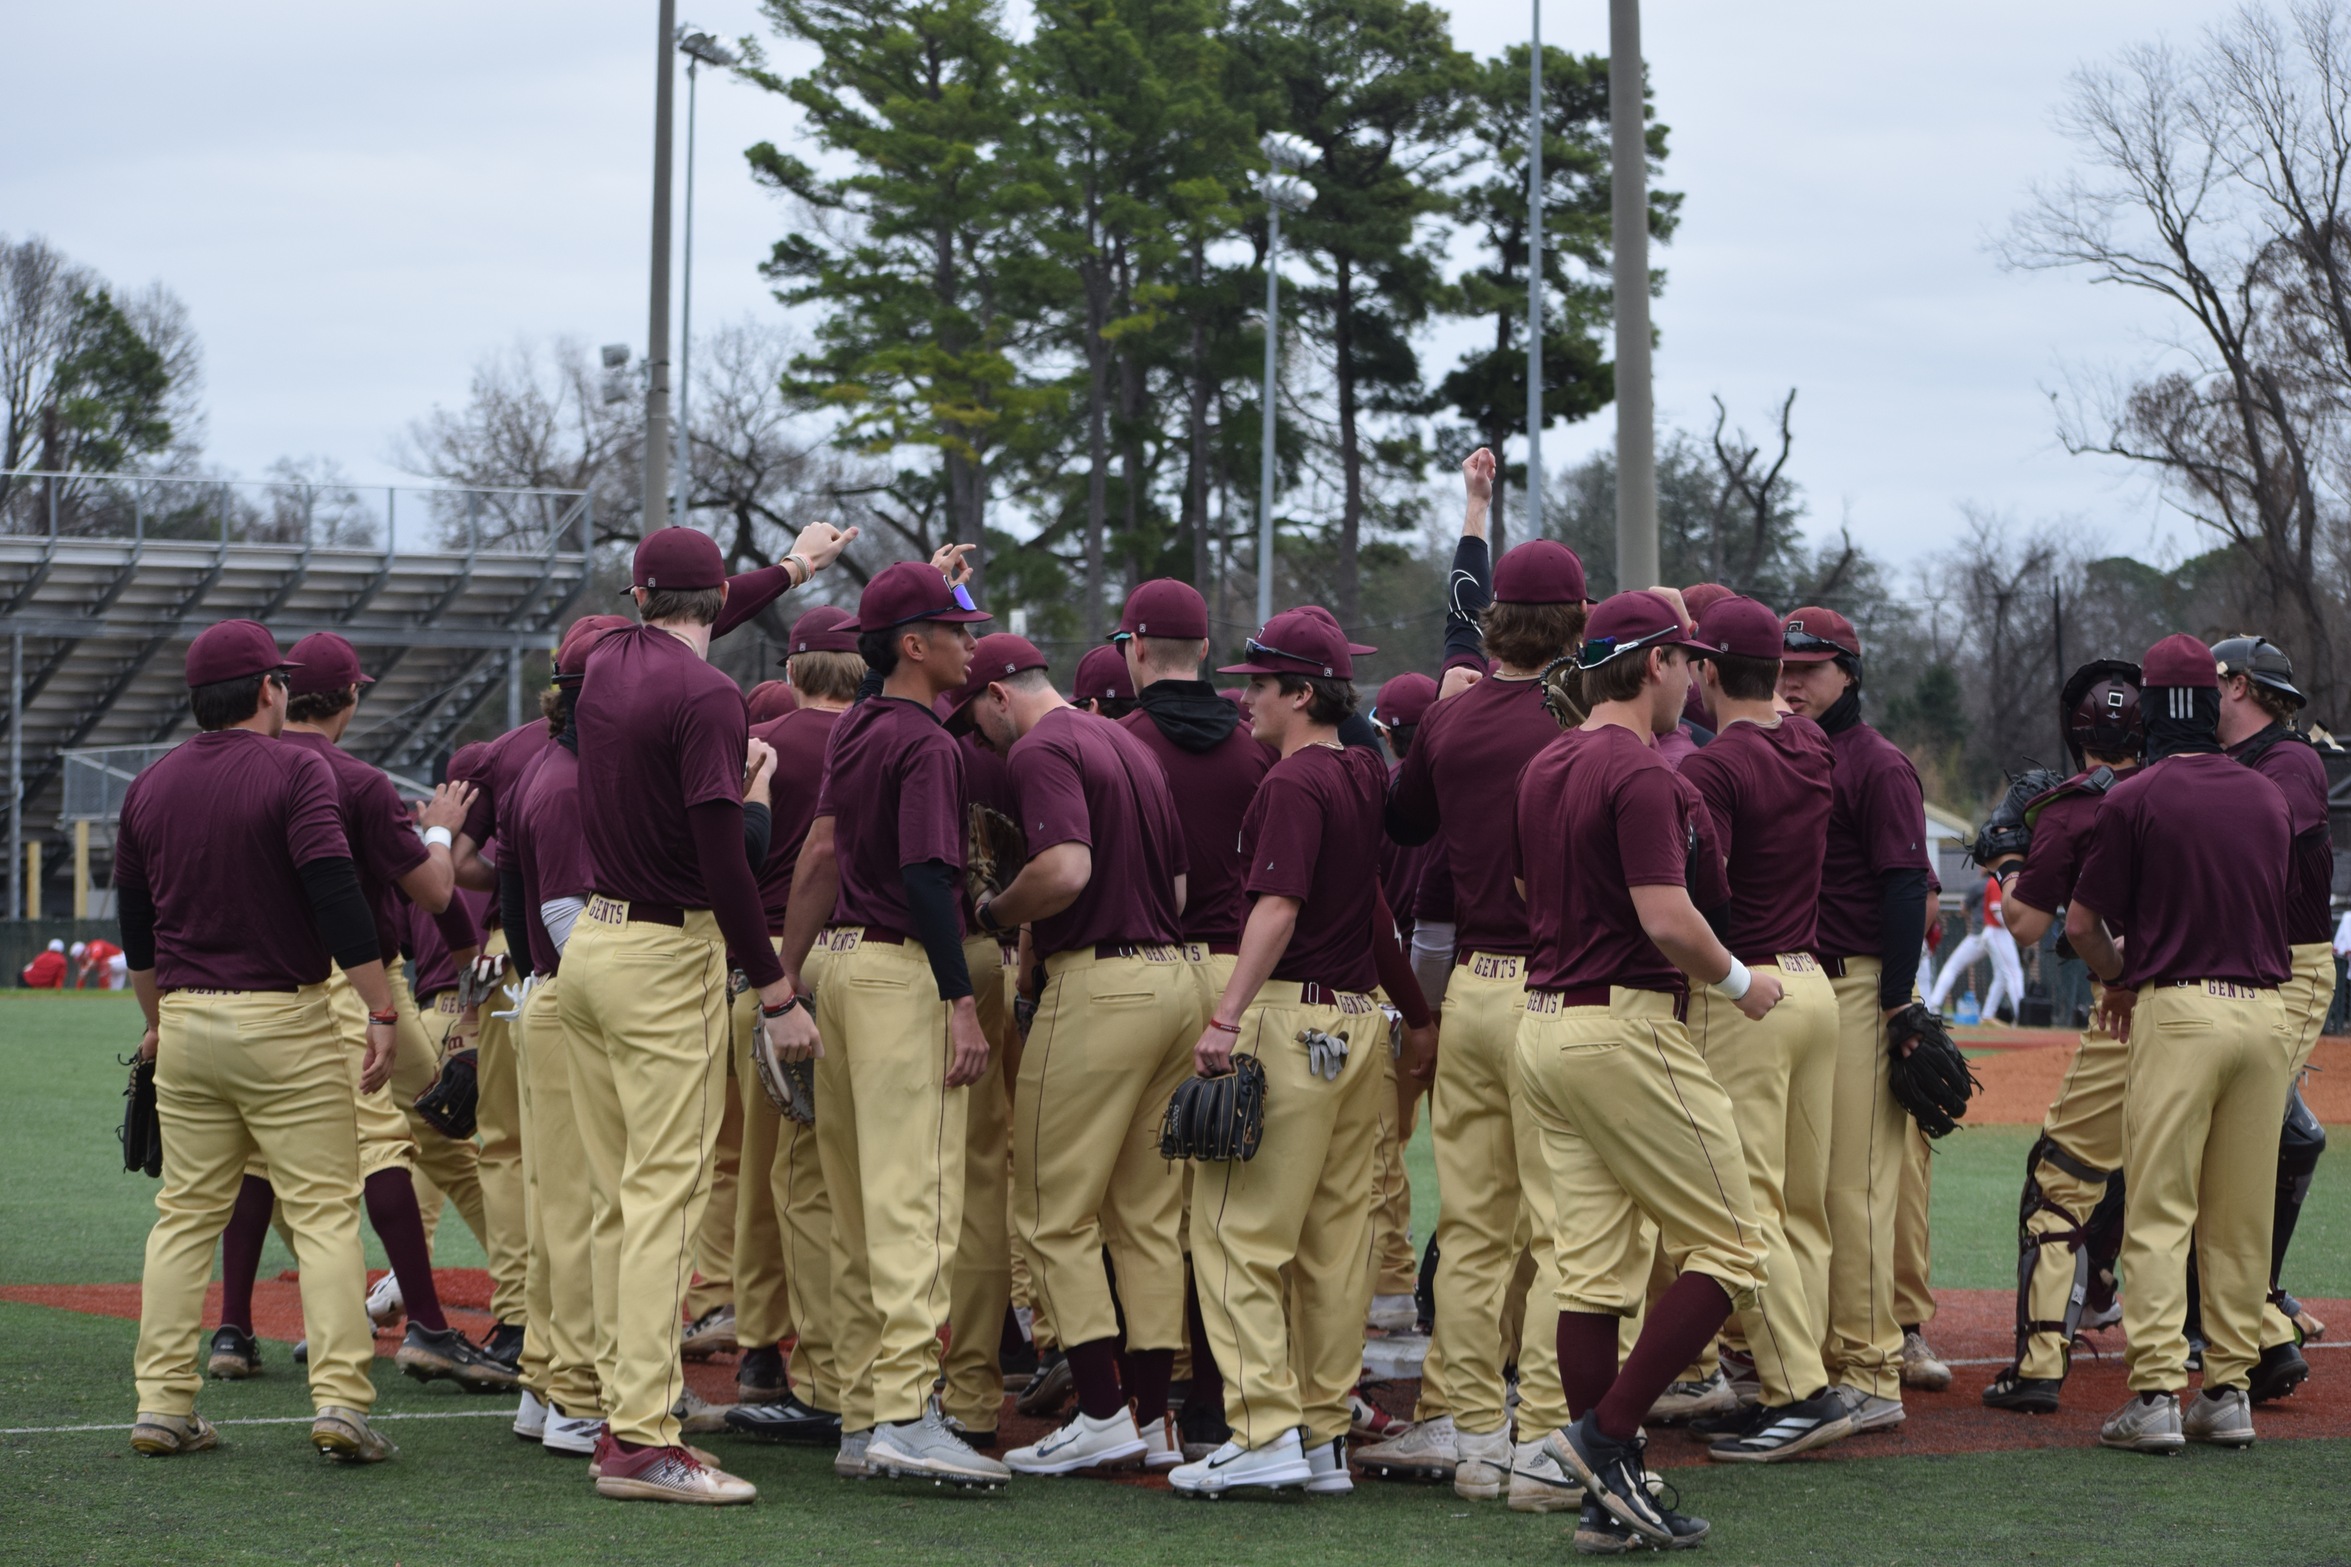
[
  {"x1": 8, "y1": 632, "x2": 19, "y2": 921},
  {"x1": 24, "y1": 839, "x2": 39, "y2": 921},
  {"x1": 73, "y1": 819, "x2": 88, "y2": 920}
]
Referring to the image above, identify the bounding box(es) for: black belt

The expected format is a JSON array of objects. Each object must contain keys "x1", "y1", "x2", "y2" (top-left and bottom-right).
[
  {"x1": 626, "y1": 902, "x2": 685, "y2": 927},
  {"x1": 1534, "y1": 983, "x2": 1688, "y2": 1022}
]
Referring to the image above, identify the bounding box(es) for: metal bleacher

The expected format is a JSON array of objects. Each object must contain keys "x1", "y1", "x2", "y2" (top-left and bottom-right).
[{"x1": 2, "y1": 469, "x2": 598, "y2": 916}]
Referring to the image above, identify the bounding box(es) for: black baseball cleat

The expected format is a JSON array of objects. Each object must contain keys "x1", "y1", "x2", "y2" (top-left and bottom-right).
[
  {"x1": 397, "y1": 1324, "x2": 522, "y2": 1392},
  {"x1": 479, "y1": 1321, "x2": 525, "y2": 1373},
  {"x1": 2248, "y1": 1342, "x2": 2310, "y2": 1405},
  {"x1": 724, "y1": 1392, "x2": 844, "y2": 1445},
  {"x1": 736, "y1": 1344, "x2": 788, "y2": 1404},
  {"x1": 1982, "y1": 1366, "x2": 2063, "y2": 1414},
  {"x1": 207, "y1": 1326, "x2": 263, "y2": 1380},
  {"x1": 291, "y1": 1338, "x2": 308, "y2": 1364},
  {"x1": 1686, "y1": 1399, "x2": 1768, "y2": 1440},
  {"x1": 1706, "y1": 1391, "x2": 1854, "y2": 1463},
  {"x1": 1548, "y1": 1414, "x2": 1671, "y2": 1545},
  {"x1": 1573, "y1": 1494, "x2": 1710, "y2": 1554},
  {"x1": 1016, "y1": 1351, "x2": 1074, "y2": 1417}
]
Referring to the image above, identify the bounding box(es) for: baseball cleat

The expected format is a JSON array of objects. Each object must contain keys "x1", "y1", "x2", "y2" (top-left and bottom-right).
[
  {"x1": 397, "y1": 1323, "x2": 521, "y2": 1392},
  {"x1": 129, "y1": 1412, "x2": 218, "y2": 1457},
  {"x1": 206, "y1": 1325, "x2": 263, "y2": 1380},
  {"x1": 1006, "y1": 1407, "x2": 1147, "y2": 1476},
  {"x1": 1366, "y1": 1293, "x2": 1418, "y2": 1333},
  {"x1": 1507, "y1": 1436, "x2": 1582, "y2": 1513},
  {"x1": 1829, "y1": 1385, "x2": 1906, "y2": 1432},
  {"x1": 1899, "y1": 1331, "x2": 1952, "y2": 1392},
  {"x1": 593, "y1": 1442, "x2": 757, "y2": 1504},
  {"x1": 679, "y1": 1304, "x2": 736, "y2": 1360},
  {"x1": 1573, "y1": 1494, "x2": 1709, "y2": 1555},
  {"x1": 2080, "y1": 1299, "x2": 2124, "y2": 1332},
  {"x1": 542, "y1": 1408, "x2": 605, "y2": 1456},
  {"x1": 2100, "y1": 1391, "x2": 2185, "y2": 1454},
  {"x1": 1646, "y1": 1368, "x2": 1737, "y2": 1425},
  {"x1": 868, "y1": 1401, "x2": 1012, "y2": 1488},
  {"x1": 1177, "y1": 1389, "x2": 1231, "y2": 1459},
  {"x1": 834, "y1": 1429, "x2": 873, "y2": 1479},
  {"x1": 672, "y1": 1388, "x2": 732, "y2": 1434},
  {"x1": 1981, "y1": 1366, "x2": 2063, "y2": 1414},
  {"x1": 1453, "y1": 1424, "x2": 1511, "y2": 1500},
  {"x1": 1349, "y1": 1389, "x2": 1409, "y2": 1441},
  {"x1": 1139, "y1": 1411, "x2": 1183, "y2": 1471},
  {"x1": 364, "y1": 1271, "x2": 404, "y2": 1327},
  {"x1": 2183, "y1": 1387, "x2": 2256, "y2": 1447},
  {"x1": 942, "y1": 1411, "x2": 996, "y2": 1449},
  {"x1": 1706, "y1": 1391, "x2": 1854, "y2": 1463},
  {"x1": 1716, "y1": 1346, "x2": 1760, "y2": 1405},
  {"x1": 1303, "y1": 1436, "x2": 1353, "y2": 1494},
  {"x1": 2182, "y1": 1335, "x2": 2205, "y2": 1375},
  {"x1": 1168, "y1": 1428, "x2": 1314, "y2": 1496},
  {"x1": 2248, "y1": 1342, "x2": 2310, "y2": 1405},
  {"x1": 513, "y1": 1389, "x2": 548, "y2": 1441},
  {"x1": 725, "y1": 1392, "x2": 843, "y2": 1445},
  {"x1": 587, "y1": 1437, "x2": 719, "y2": 1480},
  {"x1": 311, "y1": 1406, "x2": 398, "y2": 1464},
  {"x1": 1355, "y1": 1411, "x2": 1458, "y2": 1480},
  {"x1": 291, "y1": 1338, "x2": 308, "y2": 1364},
  {"x1": 1016, "y1": 1351, "x2": 1075, "y2": 1417},
  {"x1": 736, "y1": 1344, "x2": 788, "y2": 1404},
  {"x1": 1546, "y1": 1415, "x2": 1670, "y2": 1545},
  {"x1": 479, "y1": 1321, "x2": 526, "y2": 1373}
]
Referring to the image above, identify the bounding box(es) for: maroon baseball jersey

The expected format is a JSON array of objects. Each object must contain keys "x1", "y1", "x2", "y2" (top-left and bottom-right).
[
  {"x1": 2232, "y1": 730, "x2": 2335, "y2": 946},
  {"x1": 2072, "y1": 752, "x2": 2292, "y2": 988},
  {"x1": 576, "y1": 626, "x2": 750, "y2": 907},
  {"x1": 1119, "y1": 702, "x2": 1272, "y2": 946},
  {"x1": 1415, "y1": 844, "x2": 1456, "y2": 925},
  {"x1": 1813, "y1": 721, "x2": 1931, "y2": 961},
  {"x1": 815, "y1": 695, "x2": 969, "y2": 934},
  {"x1": 2010, "y1": 773, "x2": 2126, "y2": 936},
  {"x1": 405, "y1": 885, "x2": 495, "y2": 999},
  {"x1": 750, "y1": 704, "x2": 841, "y2": 933},
  {"x1": 1677, "y1": 714, "x2": 1835, "y2": 959},
  {"x1": 509, "y1": 741, "x2": 595, "y2": 975},
  {"x1": 280, "y1": 729, "x2": 430, "y2": 964},
  {"x1": 1386, "y1": 675, "x2": 1558, "y2": 956},
  {"x1": 114, "y1": 730, "x2": 352, "y2": 991},
  {"x1": 1237, "y1": 742, "x2": 1385, "y2": 993},
  {"x1": 1515, "y1": 724, "x2": 1692, "y2": 994},
  {"x1": 1379, "y1": 758, "x2": 1435, "y2": 934},
  {"x1": 1008, "y1": 708, "x2": 1187, "y2": 960},
  {"x1": 454, "y1": 718, "x2": 557, "y2": 848}
]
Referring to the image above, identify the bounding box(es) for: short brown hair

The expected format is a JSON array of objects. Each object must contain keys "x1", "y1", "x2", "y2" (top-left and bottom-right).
[
  {"x1": 787, "y1": 649, "x2": 866, "y2": 703},
  {"x1": 1480, "y1": 600, "x2": 1588, "y2": 671},
  {"x1": 1706, "y1": 651, "x2": 1779, "y2": 704},
  {"x1": 640, "y1": 585, "x2": 726, "y2": 627},
  {"x1": 285, "y1": 684, "x2": 358, "y2": 725},
  {"x1": 1132, "y1": 634, "x2": 1204, "y2": 678},
  {"x1": 1582, "y1": 645, "x2": 1683, "y2": 707},
  {"x1": 1274, "y1": 673, "x2": 1358, "y2": 726}
]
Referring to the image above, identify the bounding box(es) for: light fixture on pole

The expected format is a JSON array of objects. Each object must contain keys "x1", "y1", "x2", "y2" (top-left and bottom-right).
[
  {"x1": 643, "y1": 0, "x2": 679, "y2": 539},
  {"x1": 1526, "y1": 0, "x2": 1544, "y2": 541},
  {"x1": 675, "y1": 28, "x2": 739, "y2": 530},
  {"x1": 1255, "y1": 132, "x2": 1316, "y2": 630}
]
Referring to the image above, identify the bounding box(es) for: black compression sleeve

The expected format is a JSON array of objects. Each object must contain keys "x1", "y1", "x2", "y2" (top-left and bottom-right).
[
  {"x1": 1337, "y1": 712, "x2": 1383, "y2": 754},
  {"x1": 901, "y1": 859, "x2": 975, "y2": 1001},
  {"x1": 297, "y1": 856, "x2": 384, "y2": 974},
  {"x1": 743, "y1": 802, "x2": 773, "y2": 871},
  {"x1": 498, "y1": 856, "x2": 535, "y2": 981},
  {"x1": 688, "y1": 800, "x2": 785, "y2": 990},
  {"x1": 1877, "y1": 867, "x2": 1932, "y2": 1010},
  {"x1": 1444, "y1": 534, "x2": 1492, "y2": 670},
  {"x1": 118, "y1": 882, "x2": 156, "y2": 972}
]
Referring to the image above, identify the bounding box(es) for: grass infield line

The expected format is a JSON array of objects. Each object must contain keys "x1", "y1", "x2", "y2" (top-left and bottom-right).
[{"x1": 3, "y1": 1409, "x2": 518, "y2": 1435}]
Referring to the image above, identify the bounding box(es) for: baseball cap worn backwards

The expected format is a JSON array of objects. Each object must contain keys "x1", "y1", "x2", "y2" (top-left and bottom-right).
[
  {"x1": 747, "y1": 680, "x2": 796, "y2": 723},
  {"x1": 942, "y1": 633, "x2": 1050, "y2": 730},
  {"x1": 284, "y1": 632, "x2": 374, "y2": 697},
  {"x1": 556, "y1": 613, "x2": 634, "y2": 679},
  {"x1": 1577, "y1": 591, "x2": 1709, "y2": 671},
  {"x1": 856, "y1": 561, "x2": 993, "y2": 633},
  {"x1": 1781, "y1": 605, "x2": 1861, "y2": 664},
  {"x1": 1217, "y1": 606, "x2": 1373, "y2": 681},
  {"x1": 786, "y1": 604, "x2": 861, "y2": 655},
  {"x1": 1373, "y1": 672, "x2": 1438, "y2": 729},
  {"x1": 1073, "y1": 644, "x2": 1136, "y2": 702},
  {"x1": 1680, "y1": 582, "x2": 1735, "y2": 617},
  {"x1": 2143, "y1": 633, "x2": 2220, "y2": 690},
  {"x1": 631, "y1": 526, "x2": 727, "y2": 591},
  {"x1": 1693, "y1": 596, "x2": 1786, "y2": 661},
  {"x1": 1115, "y1": 578, "x2": 1210, "y2": 641},
  {"x1": 185, "y1": 620, "x2": 300, "y2": 688},
  {"x1": 1493, "y1": 539, "x2": 1591, "y2": 605}
]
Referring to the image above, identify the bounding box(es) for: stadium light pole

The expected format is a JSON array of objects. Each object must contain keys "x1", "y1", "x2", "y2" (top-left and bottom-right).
[
  {"x1": 1255, "y1": 134, "x2": 1316, "y2": 630},
  {"x1": 675, "y1": 30, "x2": 739, "y2": 530},
  {"x1": 643, "y1": 0, "x2": 679, "y2": 540},
  {"x1": 1610, "y1": 0, "x2": 1658, "y2": 588},
  {"x1": 1526, "y1": 0, "x2": 1543, "y2": 543}
]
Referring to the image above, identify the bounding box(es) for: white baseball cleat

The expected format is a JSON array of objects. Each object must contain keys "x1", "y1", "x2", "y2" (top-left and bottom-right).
[
  {"x1": 1646, "y1": 1368, "x2": 1738, "y2": 1424},
  {"x1": 2100, "y1": 1391, "x2": 2184, "y2": 1454},
  {"x1": 868, "y1": 1401, "x2": 1012, "y2": 1488},
  {"x1": 1303, "y1": 1436, "x2": 1353, "y2": 1494},
  {"x1": 1005, "y1": 1407, "x2": 1148, "y2": 1475},
  {"x1": 1355, "y1": 1411, "x2": 1458, "y2": 1480},
  {"x1": 1899, "y1": 1331, "x2": 1952, "y2": 1392},
  {"x1": 833, "y1": 1429, "x2": 872, "y2": 1478},
  {"x1": 364, "y1": 1271, "x2": 404, "y2": 1326},
  {"x1": 512, "y1": 1389, "x2": 547, "y2": 1442},
  {"x1": 1168, "y1": 1427, "x2": 1314, "y2": 1496},
  {"x1": 1507, "y1": 1436, "x2": 1582, "y2": 1513},
  {"x1": 1453, "y1": 1424, "x2": 1512, "y2": 1501},
  {"x1": 1138, "y1": 1411, "x2": 1183, "y2": 1471},
  {"x1": 2182, "y1": 1387, "x2": 2255, "y2": 1448},
  {"x1": 1366, "y1": 1293, "x2": 1418, "y2": 1333},
  {"x1": 542, "y1": 1409, "x2": 605, "y2": 1456}
]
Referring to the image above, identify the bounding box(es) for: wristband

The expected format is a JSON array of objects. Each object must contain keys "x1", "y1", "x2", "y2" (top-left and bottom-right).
[
  {"x1": 368, "y1": 1009, "x2": 400, "y2": 1026},
  {"x1": 788, "y1": 552, "x2": 815, "y2": 583},
  {"x1": 1712, "y1": 958, "x2": 1753, "y2": 1002},
  {"x1": 1207, "y1": 1018, "x2": 1240, "y2": 1035},
  {"x1": 421, "y1": 825, "x2": 454, "y2": 850},
  {"x1": 975, "y1": 899, "x2": 1005, "y2": 935},
  {"x1": 761, "y1": 994, "x2": 806, "y2": 1018}
]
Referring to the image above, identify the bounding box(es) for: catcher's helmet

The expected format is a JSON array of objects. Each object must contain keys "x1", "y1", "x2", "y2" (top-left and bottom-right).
[
  {"x1": 2060, "y1": 659, "x2": 2144, "y2": 768},
  {"x1": 2210, "y1": 634, "x2": 2305, "y2": 710}
]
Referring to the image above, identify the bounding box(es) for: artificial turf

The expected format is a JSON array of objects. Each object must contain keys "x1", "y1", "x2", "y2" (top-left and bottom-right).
[{"x1": 5, "y1": 992, "x2": 2348, "y2": 1567}]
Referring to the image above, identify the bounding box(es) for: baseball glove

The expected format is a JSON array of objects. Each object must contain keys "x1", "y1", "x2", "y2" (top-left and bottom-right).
[
  {"x1": 1537, "y1": 653, "x2": 1587, "y2": 732},
  {"x1": 966, "y1": 803, "x2": 1027, "y2": 900},
  {"x1": 750, "y1": 1012, "x2": 816, "y2": 1125},
  {"x1": 1968, "y1": 765, "x2": 2067, "y2": 869},
  {"x1": 455, "y1": 952, "x2": 508, "y2": 1013},
  {"x1": 1159, "y1": 1055, "x2": 1267, "y2": 1162},
  {"x1": 119, "y1": 1052, "x2": 162, "y2": 1178},
  {"x1": 1886, "y1": 1002, "x2": 1980, "y2": 1139},
  {"x1": 413, "y1": 1048, "x2": 480, "y2": 1140}
]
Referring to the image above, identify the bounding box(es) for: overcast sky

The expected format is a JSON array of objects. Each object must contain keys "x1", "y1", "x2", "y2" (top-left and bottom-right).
[{"x1": 5, "y1": 1, "x2": 2244, "y2": 571}]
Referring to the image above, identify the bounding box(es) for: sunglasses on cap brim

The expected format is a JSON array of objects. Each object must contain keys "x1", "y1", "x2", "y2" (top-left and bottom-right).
[
  {"x1": 1574, "y1": 623, "x2": 1689, "y2": 671},
  {"x1": 1245, "y1": 636, "x2": 1324, "y2": 669},
  {"x1": 1782, "y1": 629, "x2": 1856, "y2": 659}
]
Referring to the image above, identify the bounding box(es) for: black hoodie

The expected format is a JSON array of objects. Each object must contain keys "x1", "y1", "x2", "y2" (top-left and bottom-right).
[{"x1": 1135, "y1": 678, "x2": 1242, "y2": 753}]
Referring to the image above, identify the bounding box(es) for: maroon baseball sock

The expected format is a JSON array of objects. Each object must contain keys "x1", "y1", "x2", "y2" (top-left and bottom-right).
[
  {"x1": 1555, "y1": 1310, "x2": 1620, "y2": 1420},
  {"x1": 217, "y1": 1174, "x2": 276, "y2": 1332},
  {"x1": 1066, "y1": 1336, "x2": 1127, "y2": 1421},
  {"x1": 1127, "y1": 1347, "x2": 1174, "y2": 1426},
  {"x1": 1594, "y1": 1273, "x2": 1734, "y2": 1442},
  {"x1": 362, "y1": 1169, "x2": 448, "y2": 1333}
]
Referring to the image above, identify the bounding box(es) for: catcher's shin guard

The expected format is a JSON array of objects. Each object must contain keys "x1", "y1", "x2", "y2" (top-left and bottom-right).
[
  {"x1": 2270, "y1": 1086, "x2": 2325, "y2": 1309},
  {"x1": 2012, "y1": 1134, "x2": 2111, "y2": 1372}
]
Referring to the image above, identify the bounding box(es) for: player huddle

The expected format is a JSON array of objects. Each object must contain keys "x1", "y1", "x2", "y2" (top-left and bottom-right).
[{"x1": 112, "y1": 450, "x2": 2330, "y2": 1554}]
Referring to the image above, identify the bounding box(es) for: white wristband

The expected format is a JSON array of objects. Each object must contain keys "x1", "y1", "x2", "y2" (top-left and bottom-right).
[
  {"x1": 421, "y1": 825, "x2": 454, "y2": 851},
  {"x1": 1713, "y1": 957, "x2": 1752, "y2": 1001}
]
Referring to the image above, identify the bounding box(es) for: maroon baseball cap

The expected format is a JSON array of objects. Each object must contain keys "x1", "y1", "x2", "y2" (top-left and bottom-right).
[
  {"x1": 556, "y1": 613, "x2": 634, "y2": 679},
  {"x1": 747, "y1": 679, "x2": 796, "y2": 723},
  {"x1": 1217, "y1": 606, "x2": 1372, "y2": 681},
  {"x1": 1373, "y1": 672, "x2": 1438, "y2": 728},
  {"x1": 785, "y1": 604, "x2": 860, "y2": 655},
  {"x1": 184, "y1": 619, "x2": 300, "y2": 688},
  {"x1": 1493, "y1": 539, "x2": 1590, "y2": 605},
  {"x1": 284, "y1": 632, "x2": 374, "y2": 697},
  {"x1": 1681, "y1": 582, "x2": 1735, "y2": 617},
  {"x1": 448, "y1": 739, "x2": 491, "y2": 784},
  {"x1": 1293, "y1": 604, "x2": 1376, "y2": 656},
  {"x1": 1073, "y1": 644, "x2": 1136, "y2": 702},
  {"x1": 1576, "y1": 591, "x2": 1709, "y2": 671},
  {"x1": 1781, "y1": 605, "x2": 1861, "y2": 664},
  {"x1": 1115, "y1": 578, "x2": 1210, "y2": 641},
  {"x1": 2143, "y1": 632, "x2": 2220, "y2": 689},
  {"x1": 1693, "y1": 597, "x2": 1785, "y2": 661},
  {"x1": 856, "y1": 561, "x2": 993, "y2": 633},
  {"x1": 630, "y1": 526, "x2": 726, "y2": 591},
  {"x1": 941, "y1": 632, "x2": 1049, "y2": 730}
]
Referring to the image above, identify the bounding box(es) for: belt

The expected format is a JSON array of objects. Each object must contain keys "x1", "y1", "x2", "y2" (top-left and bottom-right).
[
  {"x1": 169, "y1": 986, "x2": 297, "y2": 997},
  {"x1": 1736, "y1": 947, "x2": 1819, "y2": 969},
  {"x1": 832, "y1": 924, "x2": 908, "y2": 946},
  {"x1": 1094, "y1": 942, "x2": 1184, "y2": 961},
  {"x1": 627, "y1": 901, "x2": 685, "y2": 927},
  {"x1": 1531, "y1": 983, "x2": 1689, "y2": 1022},
  {"x1": 1818, "y1": 956, "x2": 1849, "y2": 979},
  {"x1": 1455, "y1": 943, "x2": 1532, "y2": 967},
  {"x1": 1186, "y1": 940, "x2": 1241, "y2": 957}
]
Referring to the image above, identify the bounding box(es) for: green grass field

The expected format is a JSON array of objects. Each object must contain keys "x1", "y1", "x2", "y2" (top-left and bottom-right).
[{"x1": 4, "y1": 992, "x2": 2348, "y2": 1566}]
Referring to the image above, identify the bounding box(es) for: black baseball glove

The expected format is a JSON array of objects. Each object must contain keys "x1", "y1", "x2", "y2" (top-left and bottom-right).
[
  {"x1": 120, "y1": 1052, "x2": 162, "y2": 1178},
  {"x1": 1159, "y1": 1055, "x2": 1267, "y2": 1162},
  {"x1": 413, "y1": 1048, "x2": 480, "y2": 1139},
  {"x1": 1886, "y1": 1003, "x2": 1980, "y2": 1139},
  {"x1": 1969, "y1": 766, "x2": 2067, "y2": 869}
]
